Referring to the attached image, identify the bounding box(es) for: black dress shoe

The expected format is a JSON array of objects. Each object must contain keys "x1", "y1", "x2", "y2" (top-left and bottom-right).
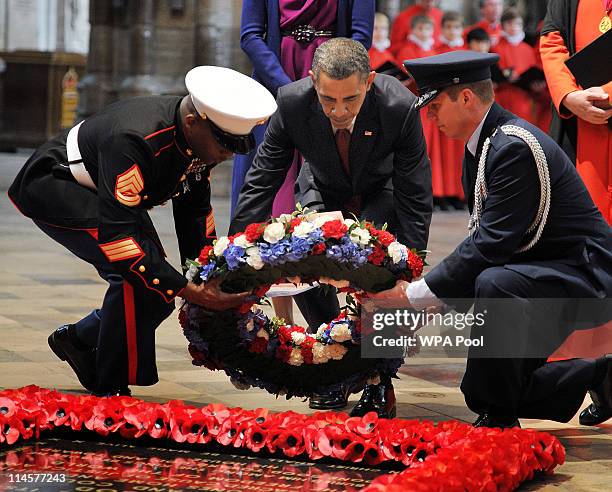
[
  {"x1": 92, "y1": 387, "x2": 132, "y2": 398},
  {"x1": 350, "y1": 382, "x2": 396, "y2": 419},
  {"x1": 473, "y1": 414, "x2": 520, "y2": 428},
  {"x1": 48, "y1": 325, "x2": 96, "y2": 391},
  {"x1": 309, "y1": 386, "x2": 349, "y2": 410},
  {"x1": 579, "y1": 354, "x2": 612, "y2": 426}
]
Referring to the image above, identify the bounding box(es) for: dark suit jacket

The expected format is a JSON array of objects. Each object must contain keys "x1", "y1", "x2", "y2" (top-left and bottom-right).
[
  {"x1": 230, "y1": 74, "x2": 432, "y2": 251},
  {"x1": 426, "y1": 103, "x2": 612, "y2": 300}
]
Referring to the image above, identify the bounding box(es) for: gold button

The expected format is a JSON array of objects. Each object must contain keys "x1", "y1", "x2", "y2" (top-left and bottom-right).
[
  {"x1": 166, "y1": 289, "x2": 174, "y2": 295},
  {"x1": 152, "y1": 278, "x2": 160, "y2": 285},
  {"x1": 143, "y1": 195, "x2": 149, "y2": 200},
  {"x1": 139, "y1": 265, "x2": 146, "y2": 272}
]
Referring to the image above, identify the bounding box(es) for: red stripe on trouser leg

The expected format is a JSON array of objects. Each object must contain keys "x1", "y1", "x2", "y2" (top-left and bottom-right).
[{"x1": 122, "y1": 281, "x2": 138, "y2": 385}]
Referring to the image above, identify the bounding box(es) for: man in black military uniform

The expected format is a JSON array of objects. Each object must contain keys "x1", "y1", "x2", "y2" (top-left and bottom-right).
[
  {"x1": 8, "y1": 66, "x2": 277, "y2": 396},
  {"x1": 372, "y1": 51, "x2": 612, "y2": 427},
  {"x1": 230, "y1": 38, "x2": 433, "y2": 417}
]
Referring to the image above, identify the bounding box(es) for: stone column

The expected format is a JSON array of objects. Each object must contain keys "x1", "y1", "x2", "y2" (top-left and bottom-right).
[
  {"x1": 195, "y1": 0, "x2": 250, "y2": 75},
  {"x1": 376, "y1": 0, "x2": 403, "y2": 22},
  {"x1": 77, "y1": 0, "x2": 114, "y2": 119}
]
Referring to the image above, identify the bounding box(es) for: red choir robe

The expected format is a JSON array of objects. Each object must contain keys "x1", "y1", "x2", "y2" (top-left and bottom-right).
[
  {"x1": 465, "y1": 19, "x2": 502, "y2": 47},
  {"x1": 397, "y1": 40, "x2": 445, "y2": 197},
  {"x1": 493, "y1": 36, "x2": 539, "y2": 124},
  {"x1": 433, "y1": 40, "x2": 466, "y2": 199},
  {"x1": 390, "y1": 4, "x2": 443, "y2": 55},
  {"x1": 540, "y1": 0, "x2": 611, "y2": 224},
  {"x1": 540, "y1": 0, "x2": 612, "y2": 361},
  {"x1": 368, "y1": 46, "x2": 396, "y2": 70}
]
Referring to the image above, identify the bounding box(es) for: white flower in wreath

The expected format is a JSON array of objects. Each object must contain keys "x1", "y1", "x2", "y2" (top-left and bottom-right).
[
  {"x1": 315, "y1": 323, "x2": 328, "y2": 338},
  {"x1": 327, "y1": 344, "x2": 348, "y2": 360},
  {"x1": 245, "y1": 246, "x2": 264, "y2": 270},
  {"x1": 213, "y1": 236, "x2": 230, "y2": 256},
  {"x1": 234, "y1": 234, "x2": 253, "y2": 249},
  {"x1": 246, "y1": 318, "x2": 255, "y2": 332},
  {"x1": 292, "y1": 221, "x2": 314, "y2": 238},
  {"x1": 256, "y1": 328, "x2": 269, "y2": 340},
  {"x1": 330, "y1": 323, "x2": 352, "y2": 343},
  {"x1": 288, "y1": 348, "x2": 304, "y2": 366},
  {"x1": 387, "y1": 241, "x2": 407, "y2": 264},
  {"x1": 291, "y1": 331, "x2": 307, "y2": 345},
  {"x1": 263, "y1": 222, "x2": 286, "y2": 244},
  {"x1": 319, "y1": 277, "x2": 350, "y2": 289},
  {"x1": 343, "y1": 218, "x2": 356, "y2": 228},
  {"x1": 350, "y1": 227, "x2": 371, "y2": 246},
  {"x1": 312, "y1": 342, "x2": 329, "y2": 364}
]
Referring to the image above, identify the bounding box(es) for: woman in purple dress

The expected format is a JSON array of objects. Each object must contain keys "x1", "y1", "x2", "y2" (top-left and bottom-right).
[{"x1": 234, "y1": 0, "x2": 374, "y2": 325}]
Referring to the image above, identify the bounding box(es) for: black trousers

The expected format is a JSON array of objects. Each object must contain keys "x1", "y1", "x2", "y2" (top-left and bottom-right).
[
  {"x1": 461, "y1": 265, "x2": 599, "y2": 422},
  {"x1": 35, "y1": 221, "x2": 175, "y2": 391}
]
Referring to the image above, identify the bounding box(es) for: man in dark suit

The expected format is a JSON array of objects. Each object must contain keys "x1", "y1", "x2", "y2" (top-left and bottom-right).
[
  {"x1": 230, "y1": 38, "x2": 433, "y2": 416},
  {"x1": 373, "y1": 51, "x2": 612, "y2": 427}
]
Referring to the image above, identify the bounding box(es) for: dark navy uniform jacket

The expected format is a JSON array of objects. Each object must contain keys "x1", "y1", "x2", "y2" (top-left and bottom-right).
[
  {"x1": 426, "y1": 103, "x2": 612, "y2": 300},
  {"x1": 9, "y1": 96, "x2": 215, "y2": 303}
]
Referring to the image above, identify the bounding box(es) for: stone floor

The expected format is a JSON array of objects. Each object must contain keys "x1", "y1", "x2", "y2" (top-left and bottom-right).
[{"x1": 0, "y1": 151, "x2": 610, "y2": 490}]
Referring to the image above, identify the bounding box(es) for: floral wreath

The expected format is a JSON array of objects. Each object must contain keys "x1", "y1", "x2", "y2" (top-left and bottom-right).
[
  {"x1": 180, "y1": 208, "x2": 425, "y2": 398},
  {"x1": 0, "y1": 386, "x2": 565, "y2": 491}
]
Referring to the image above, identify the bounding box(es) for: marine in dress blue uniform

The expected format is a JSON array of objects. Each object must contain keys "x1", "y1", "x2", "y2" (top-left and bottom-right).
[
  {"x1": 8, "y1": 66, "x2": 277, "y2": 395},
  {"x1": 374, "y1": 51, "x2": 612, "y2": 427}
]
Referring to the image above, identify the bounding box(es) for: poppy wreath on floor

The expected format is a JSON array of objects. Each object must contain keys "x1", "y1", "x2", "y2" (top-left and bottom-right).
[
  {"x1": 0, "y1": 387, "x2": 565, "y2": 491},
  {"x1": 180, "y1": 209, "x2": 425, "y2": 398}
]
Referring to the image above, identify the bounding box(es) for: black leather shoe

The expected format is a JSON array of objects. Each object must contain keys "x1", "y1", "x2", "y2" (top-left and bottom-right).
[
  {"x1": 473, "y1": 414, "x2": 520, "y2": 429},
  {"x1": 350, "y1": 382, "x2": 396, "y2": 419},
  {"x1": 48, "y1": 325, "x2": 96, "y2": 391},
  {"x1": 579, "y1": 354, "x2": 612, "y2": 426},
  {"x1": 309, "y1": 386, "x2": 349, "y2": 410},
  {"x1": 92, "y1": 387, "x2": 132, "y2": 398}
]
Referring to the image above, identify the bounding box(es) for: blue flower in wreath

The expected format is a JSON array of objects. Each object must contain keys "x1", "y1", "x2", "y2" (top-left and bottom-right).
[
  {"x1": 286, "y1": 236, "x2": 311, "y2": 262},
  {"x1": 259, "y1": 239, "x2": 291, "y2": 266},
  {"x1": 325, "y1": 244, "x2": 346, "y2": 263},
  {"x1": 307, "y1": 229, "x2": 324, "y2": 245},
  {"x1": 223, "y1": 244, "x2": 246, "y2": 270},
  {"x1": 199, "y1": 261, "x2": 217, "y2": 282}
]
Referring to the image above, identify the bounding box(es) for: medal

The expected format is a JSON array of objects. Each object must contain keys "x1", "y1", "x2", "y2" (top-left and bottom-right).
[{"x1": 600, "y1": 15, "x2": 611, "y2": 32}]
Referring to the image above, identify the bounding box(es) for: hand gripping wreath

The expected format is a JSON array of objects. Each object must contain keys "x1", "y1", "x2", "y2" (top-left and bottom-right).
[{"x1": 179, "y1": 209, "x2": 425, "y2": 398}]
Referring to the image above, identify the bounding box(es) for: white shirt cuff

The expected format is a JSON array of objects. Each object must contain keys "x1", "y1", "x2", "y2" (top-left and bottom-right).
[{"x1": 406, "y1": 278, "x2": 445, "y2": 310}]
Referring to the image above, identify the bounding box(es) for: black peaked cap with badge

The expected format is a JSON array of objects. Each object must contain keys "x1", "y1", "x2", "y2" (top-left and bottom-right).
[{"x1": 403, "y1": 51, "x2": 500, "y2": 109}]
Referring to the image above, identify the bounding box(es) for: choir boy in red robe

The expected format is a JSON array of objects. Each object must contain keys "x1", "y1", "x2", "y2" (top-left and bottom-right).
[
  {"x1": 396, "y1": 16, "x2": 444, "y2": 208},
  {"x1": 465, "y1": 0, "x2": 504, "y2": 47},
  {"x1": 493, "y1": 8, "x2": 538, "y2": 123},
  {"x1": 390, "y1": 0, "x2": 443, "y2": 56},
  {"x1": 369, "y1": 12, "x2": 396, "y2": 70},
  {"x1": 435, "y1": 11, "x2": 467, "y2": 209},
  {"x1": 467, "y1": 27, "x2": 492, "y2": 53}
]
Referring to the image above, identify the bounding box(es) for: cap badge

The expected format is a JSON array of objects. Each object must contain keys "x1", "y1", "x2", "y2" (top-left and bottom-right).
[{"x1": 453, "y1": 77, "x2": 460, "y2": 84}]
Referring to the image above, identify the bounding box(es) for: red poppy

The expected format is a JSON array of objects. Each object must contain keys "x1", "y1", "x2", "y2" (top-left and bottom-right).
[
  {"x1": 345, "y1": 412, "x2": 379, "y2": 437},
  {"x1": 244, "y1": 425, "x2": 269, "y2": 452},
  {"x1": 272, "y1": 429, "x2": 306, "y2": 457},
  {"x1": 300, "y1": 337, "x2": 315, "y2": 364},
  {"x1": 321, "y1": 220, "x2": 348, "y2": 239},
  {"x1": 244, "y1": 222, "x2": 266, "y2": 242},
  {"x1": 0, "y1": 415, "x2": 25, "y2": 445},
  {"x1": 203, "y1": 403, "x2": 230, "y2": 425}
]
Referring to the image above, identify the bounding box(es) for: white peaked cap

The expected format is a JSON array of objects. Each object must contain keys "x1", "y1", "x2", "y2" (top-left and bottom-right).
[{"x1": 185, "y1": 66, "x2": 277, "y2": 136}]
